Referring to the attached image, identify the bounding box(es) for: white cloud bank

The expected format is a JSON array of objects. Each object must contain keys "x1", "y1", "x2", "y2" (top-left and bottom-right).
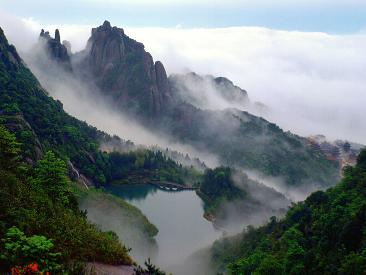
[{"x1": 1, "y1": 13, "x2": 365, "y2": 144}]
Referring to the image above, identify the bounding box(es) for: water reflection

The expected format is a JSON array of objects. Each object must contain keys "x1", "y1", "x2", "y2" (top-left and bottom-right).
[
  {"x1": 106, "y1": 183, "x2": 157, "y2": 201},
  {"x1": 105, "y1": 184, "x2": 222, "y2": 271}
]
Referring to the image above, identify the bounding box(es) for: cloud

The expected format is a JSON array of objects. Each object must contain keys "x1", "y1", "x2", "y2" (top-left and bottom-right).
[
  {"x1": 1, "y1": 13, "x2": 365, "y2": 145},
  {"x1": 126, "y1": 26, "x2": 366, "y2": 144}
]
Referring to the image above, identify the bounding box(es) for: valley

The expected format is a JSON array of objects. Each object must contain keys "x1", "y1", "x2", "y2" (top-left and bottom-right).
[{"x1": 0, "y1": 7, "x2": 364, "y2": 275}]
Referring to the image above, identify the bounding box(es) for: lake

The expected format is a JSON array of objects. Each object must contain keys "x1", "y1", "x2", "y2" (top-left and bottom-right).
[{"x1": 105, "y1": 184, "x2": 222, "y2": 270}]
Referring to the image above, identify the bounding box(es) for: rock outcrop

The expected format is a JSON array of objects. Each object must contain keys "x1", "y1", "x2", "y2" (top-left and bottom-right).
[
  {"x1": 75, "y1": 20, "x2": 172, "y2": 118},
  {"x1": 39, "y1": 29, "x2": 71, "y2": 70}
]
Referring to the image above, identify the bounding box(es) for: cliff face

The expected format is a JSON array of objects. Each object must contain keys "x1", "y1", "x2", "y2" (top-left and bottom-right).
[{"x1": 77, "y1": 21, "x2": 172, "y2": 117}]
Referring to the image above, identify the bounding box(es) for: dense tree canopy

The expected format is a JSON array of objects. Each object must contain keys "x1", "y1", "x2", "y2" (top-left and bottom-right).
[
  {"x1": 212, "y1": 148, "x2": 366, "y2": 275},
  {"x1": 0, "y1": 126, "x2": 132, "y2": 273}
]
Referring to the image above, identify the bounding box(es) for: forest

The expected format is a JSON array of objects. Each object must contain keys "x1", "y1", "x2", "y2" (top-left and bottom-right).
[{"x1": 211, "y1": 149, "x2": 366, "y2": 274}]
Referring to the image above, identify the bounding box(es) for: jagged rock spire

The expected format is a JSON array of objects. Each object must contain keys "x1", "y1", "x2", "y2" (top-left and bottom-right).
[
  {"x1": 82, "y1": 20, "x2": 172, "y2": 117},
  {"x1": 37, "y1": 28, "x2": 71, "y2": 70},
  {"x1": 55, "y1": 29, "x2": 60, "y2": 42},
  {"x1": 102, "y1": 20, "x2": 111, "y2": 28}
]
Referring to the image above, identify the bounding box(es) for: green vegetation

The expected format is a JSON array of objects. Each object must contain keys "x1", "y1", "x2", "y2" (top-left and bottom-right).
[
  {"x1": 0, "y1": 27, "x2": 193, "y2": 188},
  {"x1": 1, "y1": 226, "x2": 61, "y2": 273},
  {"x1": 77, "y1": 187, "x2": 159, "y2": 240},
  {"x1": 107, "y1": 149, "x2": 196, "y2": 185},
  {"x1": 0, "y1": 27, "x2": 188, "y2": 272},
  {"x1": 0, "y1": 125, "x2": 131, "y2": 273},
  {"x1": 134, "y1": 258, "x2": 168, "y2": 275},
  {"x1": 198, "y1": 167, "x2": 246, "y2": 217},
  {"x1": 164, "y1": 108, "x2": 339, "y2": 187},
  {"x1": 211, "y1": 149, "x2": 366, "y2": 275}
]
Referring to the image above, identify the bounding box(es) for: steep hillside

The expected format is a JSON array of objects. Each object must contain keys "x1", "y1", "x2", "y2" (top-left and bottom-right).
[
  {"x1": 0, "y1": 26, "x2": 194, "y2": 188},
  {"x1": 0, "y1": 125, "x2": 132, "y2": 272},
  {"x1": 164, "y1": 106, "x2": 338, "y2": 187},
  {"x1": 1, "y1": 24, "x2": 291, "y2": 233},
  {"x1": 197, "y1": 167, "x2": 290, "y2": 226},
  {"x1": 0, "y1": 26, "x2": 188, "y2": 273},
  {"x1": 36, "y1": 21, "x2": 339, "y2": 188},
  {"x1": 211, "y1": 149, "x2": 366, "y2": 274}
]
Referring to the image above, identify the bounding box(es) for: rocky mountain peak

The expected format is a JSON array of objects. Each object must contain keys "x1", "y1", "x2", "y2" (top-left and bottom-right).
[
  {"x1": 103, "y1": 20, "x2": 111, "y2": 28},
  {"x1": 39, "y1": 28, "x2": 71, "y2": 69},
  {"x1": 55, "y1": 29, "x2": 61, "y2": 42},
  {"x1": 77, "y1": 21, "x2": 172, "y2": 118}
]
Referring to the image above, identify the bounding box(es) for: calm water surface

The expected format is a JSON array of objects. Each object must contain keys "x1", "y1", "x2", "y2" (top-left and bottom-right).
[{"x1": 106, "y1": 184, "x2": 222, "y2": 268}]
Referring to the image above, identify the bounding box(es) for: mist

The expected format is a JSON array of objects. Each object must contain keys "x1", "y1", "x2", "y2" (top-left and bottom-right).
[
  {"x1": 5, "y1": 16, "x2": 366, "y2": 145},
  {"x1": 18, "y1": 37, "x2": 219, "y2": 169},
  {"x1": 0, "y1": 12, "x2": 348, "y2": 205},
  {"x1": 0, "y1": 14, "x2": 344, "y2": 275},
  {"x1": 2, "y1": 12, "x2": 365, "y2": 144},
  {"x1": 242, "y1": 169, "x2": 324, "y2": 202},
  {"x1": 126, "y1": 27, "x2": 366, "y2": 145},
  {"x1": 79, "y1": 192, "x2": 158, "y2": 264}
]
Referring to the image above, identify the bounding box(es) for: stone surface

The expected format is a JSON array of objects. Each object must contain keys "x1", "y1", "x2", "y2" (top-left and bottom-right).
[
  {"x1": 75, "y1": 21, "x2": 172, "y2": 118},
  {"x1": 39, "y1": 29, "x2": 71, "y2": 69}
]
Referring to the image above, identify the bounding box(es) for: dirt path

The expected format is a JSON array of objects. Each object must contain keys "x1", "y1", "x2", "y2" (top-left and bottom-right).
[{"x1": 85, "y1": 263, "x2": 134, "y2": 275}]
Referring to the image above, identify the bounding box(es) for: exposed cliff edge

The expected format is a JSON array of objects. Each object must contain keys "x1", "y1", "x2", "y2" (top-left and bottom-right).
[
  {"x1": 39, "y1": 28, "x2": 71, "y2": 70},
  {"x1": 73, "y1": 20, "x2": 173, "y2": 117}
]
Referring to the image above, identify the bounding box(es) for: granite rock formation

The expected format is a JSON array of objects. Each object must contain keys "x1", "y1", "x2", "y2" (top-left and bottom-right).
[
  {"x1": 39, "y1": 29, "x2": 71, "y2": 70},
  {"x1": 75, "y1": 20, "x2": 172, "y2": 118}
]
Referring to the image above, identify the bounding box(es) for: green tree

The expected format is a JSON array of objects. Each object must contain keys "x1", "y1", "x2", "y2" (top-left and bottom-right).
[
  {"x1": 0, "y1": 226, "x2": 61, "y2": 272},
  {"x1": 33, "y1": 151, "x2": 70, "y2": 204},
  {"x1": 0, "y1": 125, "x2": 20, "y2": 170}
]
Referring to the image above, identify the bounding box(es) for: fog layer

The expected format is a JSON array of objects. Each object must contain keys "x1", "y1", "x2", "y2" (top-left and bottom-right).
[{"x1": 1, "y1": 14, "x2": 365, "y2": 145}]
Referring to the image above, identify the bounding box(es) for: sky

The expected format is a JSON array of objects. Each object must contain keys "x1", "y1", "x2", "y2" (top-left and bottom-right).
[
  {"x1": 1, "y1": 0, "x2": 366, "y2": 33},
  {"x1": 0, "y1": 1, "x2": 365, "y2": 145}
]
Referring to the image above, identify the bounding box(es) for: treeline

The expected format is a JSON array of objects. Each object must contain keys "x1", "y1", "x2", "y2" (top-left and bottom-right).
[{"x1": 211, "y1": 149, "x2": 366, "y2": 274}]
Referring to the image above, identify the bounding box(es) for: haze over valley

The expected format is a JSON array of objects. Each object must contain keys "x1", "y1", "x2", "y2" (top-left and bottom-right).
[{"x1": 0, "y1": 1, "x2": 365, "y2": 274}]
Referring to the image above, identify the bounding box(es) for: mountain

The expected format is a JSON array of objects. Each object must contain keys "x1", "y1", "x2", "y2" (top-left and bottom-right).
[
  {"x1": 0, "y1": 24, "x2": 295, "y2": 273},
  {"x1": 0, "y1": 27, "x2": 132, "y2": 272},
  {"x1": 197, "y1": 167, "x2": 290, "y2": 227},
  {"x1": 211, "y1": 149, "x2": 366, "y2": 274},
  {"x1": 0, "y1": 26, "x2": 198, "y2": 272},
  {"x1": 35, "y1": 21, "x2": 340, "y2": 189},
  {"x1": 169, "y1": 72, "x2": 250, "y2": 110},
  {"x1": 1, "y1": 22, "x2": 292, "y2": 234},
  {"x1": 72, "y1": 20, "x2": 173, "y2": 118},
  {"x1": 0, "y1": 27, "x2": 192, "y2": 187},
  {"x1": 39, "y1": 29, "x2": 71, "y2": 70}
]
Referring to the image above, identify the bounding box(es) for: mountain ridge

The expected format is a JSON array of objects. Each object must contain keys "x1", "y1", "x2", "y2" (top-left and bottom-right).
[{"x1": 34, "y1": 21, "x2": 340, "y2": 188}]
